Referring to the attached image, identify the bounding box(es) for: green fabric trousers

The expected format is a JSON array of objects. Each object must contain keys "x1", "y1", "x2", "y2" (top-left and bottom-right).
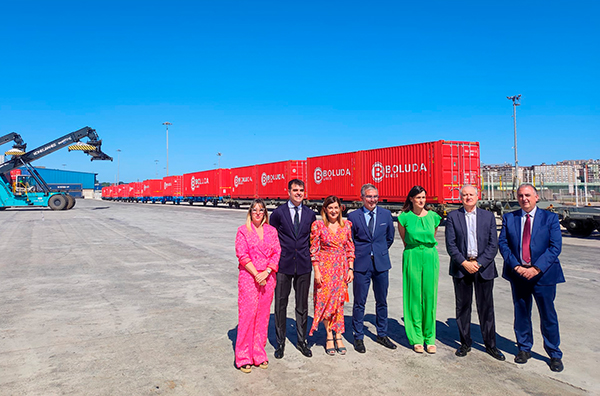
[{"x1": 402, "y1": 246, "x2": 439, "y2": 345}]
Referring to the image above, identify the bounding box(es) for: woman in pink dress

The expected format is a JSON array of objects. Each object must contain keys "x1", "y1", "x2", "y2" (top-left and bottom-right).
[
  {"x1": 235, "y1": 199, "x2": 281, "y2": 373},
  {"x1": 309, "y1": 195, "x2": 355, "y2": 355}
]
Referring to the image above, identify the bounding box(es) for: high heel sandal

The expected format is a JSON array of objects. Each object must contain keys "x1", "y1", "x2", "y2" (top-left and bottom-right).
[
  {"x1": 333, "y1": 331, "x2": 347, "y2": 355},
  {"x1": 325, "y1": 338, "x2": 336, "y2": 356}
]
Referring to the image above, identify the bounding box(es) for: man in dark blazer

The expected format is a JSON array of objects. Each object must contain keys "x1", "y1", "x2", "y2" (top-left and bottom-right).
[
  {"x1": 445, "y1": 185, "x2": 505, "y2": 360},
  {"x1": 348, "y1": 184, "x2": 396, "y2": 353},
  {"x1": 499, "y1": 184, "x2": 564, "y2": 372},
  {"x1": 270, "y1": 179, "x2": 317, "y2": 359}
]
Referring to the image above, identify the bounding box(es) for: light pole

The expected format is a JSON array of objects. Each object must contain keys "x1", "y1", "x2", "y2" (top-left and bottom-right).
[
  {"x1": 163, "y1": 122, "x2": 172, "y2": 176},
  {"x1": 116, "y1": 149, "x2": 121, "y2": 185},
  {"x1": 217, "y1": 152, "x2": 222, "y2": 168},
  {"x1": 154, "y1": 160, "x2": 159, "y2": 178},
  {"x1": 507, "y1": 95, "x2": 521, "y2": 194}
]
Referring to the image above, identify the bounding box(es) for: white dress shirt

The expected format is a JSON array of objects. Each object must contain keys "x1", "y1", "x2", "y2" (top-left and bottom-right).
[
  {"x1": 465, "y1": 208, "x2": 478, "y2": 258},
  {"x1": 288, "y1": 200, "x2": 302, "y2": 222}
]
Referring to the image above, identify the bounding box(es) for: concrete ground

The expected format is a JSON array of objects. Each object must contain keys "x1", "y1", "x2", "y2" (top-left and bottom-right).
[{"x1": 1, "y1": 199, "x2": 598, "y2": 396}]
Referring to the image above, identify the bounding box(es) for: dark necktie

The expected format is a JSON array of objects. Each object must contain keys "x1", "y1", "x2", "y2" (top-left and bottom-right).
[
  {"x1": 522, "y1": 213, "x2": 531, "y2": 265},
  {"x1": 294, "y1": 206, "x2": 300, "y2": 236},
  {"x1": 368, "y1": 211, "x2": 375, "y2": 236}
]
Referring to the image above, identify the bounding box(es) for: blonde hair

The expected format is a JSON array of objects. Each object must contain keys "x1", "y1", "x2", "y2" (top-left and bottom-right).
[
  {"x1": 320, "y1": 195, "x2": 345, "y2": 227},
  {"x1": 246, "y1": 199, "x2": 269, "y2": 231}
]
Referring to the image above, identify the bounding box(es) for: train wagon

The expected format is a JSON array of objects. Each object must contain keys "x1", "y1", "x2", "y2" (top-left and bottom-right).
[
  {"x1": 183, "y1": 169, "x2": 230, "y2": 206},
  {"x1": 142, "y1": 179, "x2": 163, "y2": 203},
  {"x1": 162, "y1": 175, "x2": 184, "y2": 204},
  {"x1": 306, "y1": 140, "x2": 480, "y2": 213}
]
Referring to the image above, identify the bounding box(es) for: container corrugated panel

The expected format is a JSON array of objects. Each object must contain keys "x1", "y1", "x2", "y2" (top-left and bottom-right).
[
  {"x1": 440, "y1": 141, "x2": 481, "y2": 202},
  {"x1": 101, "y1": 187, "x2": 108, "y2": 197},
  {"x1": 142, "y1": 179, "x2": 163, "y2": 197},
  {"x1": 183, "y1": 169, "x2": 230, "y2": 197},
  {"x1": 359, "y1": 140, "x2": 480, "y2": 204},
  {"x1": 117, "y1": 184, "x2": 128, "y2": 198},
  {"x1": 132, "y1": 182, "x2": 144, "y2": 198},
  {"x1": 256, "y1": 160, "x2": 305, "y2": 199},
  {"x1": 230, "y1": 165, "x2": 256, "y2": 199},
  {"x1": 162, "y1": 176, "x2": 183, "y2": 197},
  {"x1": 306, "y1": 152, "x2": 360, "y2": 201},
  {"x1": 31, "y1": 167, "x2": 97, "y2": 189}
]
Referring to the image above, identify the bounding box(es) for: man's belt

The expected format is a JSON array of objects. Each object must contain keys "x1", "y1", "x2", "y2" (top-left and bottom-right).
[{"x1": 467, "y1": 256, "x2": 478, "y2": 261}]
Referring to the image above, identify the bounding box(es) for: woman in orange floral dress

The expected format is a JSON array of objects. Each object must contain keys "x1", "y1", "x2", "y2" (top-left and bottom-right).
[{"x1": 309, "y1": 195, "x2": 355, "y2": 355}]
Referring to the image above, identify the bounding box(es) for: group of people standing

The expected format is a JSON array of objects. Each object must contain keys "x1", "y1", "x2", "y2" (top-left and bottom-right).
[{"x1": 233, "y1": 179, "x2": 564, "y2": 374}]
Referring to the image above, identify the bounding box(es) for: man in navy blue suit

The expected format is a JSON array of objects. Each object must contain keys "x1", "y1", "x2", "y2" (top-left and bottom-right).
[
  {"x1": 348, "y1": 183, "x2": 396, "y2": 353},
  {"x1": 445, "y1": 185, "x2": 505, "y2": 361},
  {"x1": 270, "y1": 179, "x2": 317, "y2": 359},
  {"x1": 499, "y1": 184, "x2": 564, "y2": 372}
]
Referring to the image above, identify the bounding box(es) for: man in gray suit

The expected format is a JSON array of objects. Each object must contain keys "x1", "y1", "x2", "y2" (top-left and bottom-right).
[{"x1": 445, "y1": 185, "x2": 505, "y2": 360}]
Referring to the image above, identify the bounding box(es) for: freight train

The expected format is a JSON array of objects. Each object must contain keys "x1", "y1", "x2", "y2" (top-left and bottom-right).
[{"x1": 102, "y1": 140, "x2": 480, "y2": 215}]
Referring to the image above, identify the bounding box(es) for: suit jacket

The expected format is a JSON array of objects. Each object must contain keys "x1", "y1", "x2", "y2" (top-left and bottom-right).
[
  {"x1": 269, "y1": 202, "x2": 317, "y2": 275},
  {"x1": 347, "y1": 206, "x2": 395, "y2": 272},
  {"x1": 445, "y1": 207, "x2": 498, "y2": 280},
  {"x1": 498, "y1": 207, "x2": 564, "y2": 286},
  {"x1": 235, "y1": 224, "x2": 281, "y2": 272}
]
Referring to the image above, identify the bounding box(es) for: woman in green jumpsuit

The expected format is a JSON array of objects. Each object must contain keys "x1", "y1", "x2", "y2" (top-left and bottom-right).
[{"x1": 397, "y1": 186, "x2": 441, "y2": 354}]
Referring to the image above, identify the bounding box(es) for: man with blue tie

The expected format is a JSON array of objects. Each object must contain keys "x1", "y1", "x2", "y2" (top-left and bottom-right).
[
  {"x1": 445, "y1": 185, "x2": 505, "y2": 360},
  {"x1": 499, "y1": 184, "x2": 564, "y2": 372},
  {"x1": 270, "y1": 179, "x2": 317, "y2": 359},
  {"x1": 348, "y1": 184, "x2": 396, "y2": 353}
]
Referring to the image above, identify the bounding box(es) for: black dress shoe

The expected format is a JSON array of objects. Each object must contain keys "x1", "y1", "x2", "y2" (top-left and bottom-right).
[
  {"x1": 376, "y1": 336, "x2": 397, "y2": 350},
  {"x1": 550, "y1": 357, "x2": 564, "y2": 372},
  {"x1": 354, "y1": 339, "x2": 366, "y2": 353},
  {"x1": 514, "y1": 350, "x2": 531, "y2": 364},
  {"x1": 297, "y1": 341, "x2": 312, "y2": 358},
  {"x1": 274, "y1": 344, "x2": 285, "y2": 359},
  {"x1": 486, "y1": 346, "x2": 506, "y2": 361},
  {"x1": 455, "y1": 344, "x2": 471, "y2": 357}
]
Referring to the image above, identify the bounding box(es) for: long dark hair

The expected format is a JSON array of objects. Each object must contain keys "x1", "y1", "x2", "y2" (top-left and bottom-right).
[
  {"x1": 402, "y1": 185, "x2": 427, "y2": 212},
  {"x1": 320, "y1": 195, "x2": 345, "y2": 227}
]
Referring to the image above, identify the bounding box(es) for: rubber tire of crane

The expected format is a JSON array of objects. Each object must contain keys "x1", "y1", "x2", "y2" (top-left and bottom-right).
[
  {"x1": 64, "y1": 194, "x2": 76, "y2": 210},
  {"x1": 48, "y1": 194, "x2": 68, "y2": 211}
]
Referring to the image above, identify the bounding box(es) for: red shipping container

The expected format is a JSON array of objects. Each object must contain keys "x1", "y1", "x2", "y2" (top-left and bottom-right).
[
  {"x1": 162, "y1": 176, "x2": 183, "y2": 197},
  {"x1": 110, "y1": 185, "x2": 118, "y2": 199},
  {"x1": 360, "y1": 141, "x2": 480, "y2": 204},
  {"x1": 306, "y1": 152, "x2": 359, "y2": 201},
  {"x1": 142, "y1": 179, "x2": 163, "y2": 197},
  {"x1": 256, "y1": 160, "x2": 307, "y2": 199},
  {"x1": 183, "y1": 169, "x2": 230, "y2": 197},
  {"x1": 229, "y1": 165, "x2": 256, "y2": 199},
  {"x1": 307, "y1": 141, "x2": 480, "y2": 205},
  {"x1": 117, "y1": 184, "x2": 128, "y2": 198},
  {"x1": 101, "y1": 186, "x2": 108, "y2": 198}
]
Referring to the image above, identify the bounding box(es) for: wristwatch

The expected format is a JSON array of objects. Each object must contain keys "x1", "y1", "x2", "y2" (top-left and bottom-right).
[{"x1": 266, "y1": 268, "x2": 272, "y2": 274}]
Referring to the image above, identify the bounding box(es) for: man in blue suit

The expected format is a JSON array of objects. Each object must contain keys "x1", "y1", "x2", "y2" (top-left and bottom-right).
[
  {"x1": 445, "y1": 185, "x2": 505, "y2": 361},
  {"x1": 499, "y1": 184, "x2": 564, "y2": 372},
  {"x1": 348, "y1": 183, "x2": 396, "y2": 353},
  {"x1": 270, "y1": 179, "x2": 317, "y2": 359}
]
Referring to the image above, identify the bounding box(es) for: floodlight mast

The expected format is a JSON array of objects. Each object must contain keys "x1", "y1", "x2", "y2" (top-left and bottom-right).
[{"x1": 507, "y1": 94, "x2": 521, "y2": 195}]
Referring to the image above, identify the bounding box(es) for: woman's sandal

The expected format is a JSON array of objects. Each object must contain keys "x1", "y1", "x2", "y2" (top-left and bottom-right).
[
  {"x1": 239, "y1": 364, "x2": 252, "y2": 373},
  {"x1": 335, "y1": 337, "x2": 347, "y2": 355},
  {"x1": 258, "y1": 361, "x2": 268, "y2": 369},
  {"x1": 325, "y1": 339, "x2": 336, "y2": 356},
  {"x1": 414, "y1": 344, "x2": 425, "y2": 353},
  {"x1": 426, "y1": 345, "x2": 437, "y2": 354}
]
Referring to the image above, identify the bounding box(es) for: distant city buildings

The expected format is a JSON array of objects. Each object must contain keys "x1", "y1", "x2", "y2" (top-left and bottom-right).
[{"x1": 481, "y1": 159, "x2": 600, "y2": 202}]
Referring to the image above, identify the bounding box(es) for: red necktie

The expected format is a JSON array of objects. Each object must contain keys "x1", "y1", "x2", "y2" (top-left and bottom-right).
[{"x1": 522, "y1": 214, "x2": 531, "y2": 265}]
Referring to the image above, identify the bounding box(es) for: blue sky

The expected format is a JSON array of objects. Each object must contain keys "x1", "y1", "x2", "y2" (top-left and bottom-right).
[{"x1": 1, "y1": 1, "x2": 598, "y2": 183}]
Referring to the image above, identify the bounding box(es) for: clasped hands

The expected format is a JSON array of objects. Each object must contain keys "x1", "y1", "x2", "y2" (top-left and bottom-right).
[
  {"x1": 515, "y1": 265, "x2": 541, "y2": 280},
  {"x1": 254, "y1": 270, "x2": 269, "y2": 286},
  {"x1": 461, "y1": 260, "x2": 480, "y2": 274}
]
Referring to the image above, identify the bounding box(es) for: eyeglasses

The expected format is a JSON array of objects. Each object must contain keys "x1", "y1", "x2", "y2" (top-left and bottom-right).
[
  {"x1": 364, "y1": 195, "x2": 379, "y2": 199},
  {"x1": 252, "y1": 209, "x2": 266, "y2": 213}
]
